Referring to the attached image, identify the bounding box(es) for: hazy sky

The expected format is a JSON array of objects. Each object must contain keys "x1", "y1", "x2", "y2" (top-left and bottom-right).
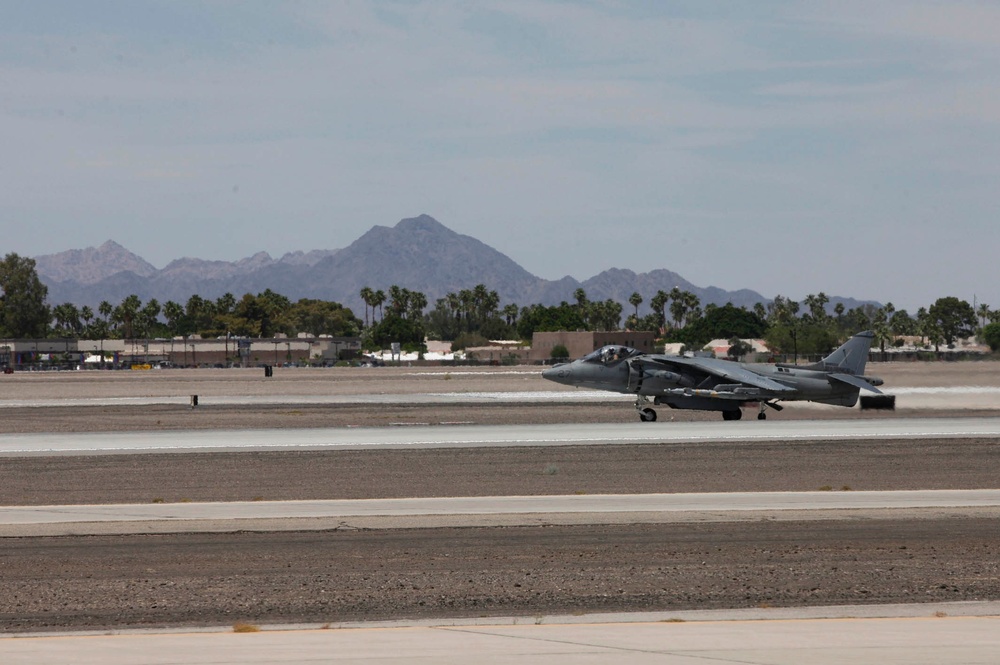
[{"x1": 3, "y1": 1, "x2": 999, "y2": 311}]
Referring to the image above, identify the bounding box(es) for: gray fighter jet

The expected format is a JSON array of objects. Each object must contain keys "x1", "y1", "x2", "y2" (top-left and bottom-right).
[{"x1": 541, "y1": 331, "x2": 892, "y2": 421}]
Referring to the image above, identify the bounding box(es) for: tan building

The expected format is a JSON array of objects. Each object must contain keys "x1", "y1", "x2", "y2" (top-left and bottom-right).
[
  {"x1": 531, "y1": 331, "x2": 657, "y2": 361},
  {"x1": 1, "y1": 335, "x2": 361, "y2": 368}
]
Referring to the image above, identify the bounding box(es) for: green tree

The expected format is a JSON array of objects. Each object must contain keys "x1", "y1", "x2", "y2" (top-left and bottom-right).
[
  {"x1": 451, "y1": 332, "x2": 489, "y2": 352},
  {"x1": 287, "y1": 299, "x2": 361, "y2": 337},
  {"x1": 928, "y1": 296, "x2": 976, "y2": 346},
  {"x1": 51, "y1": 302, "x2": 81, "y2": 336},
  {"x1": 80, "y1": 305, "x2": 94, "y2": 338},
  {"x1": 114, "y1": 295, "x2": 142, "y2": 339},
  {"x1": 163, "y1": 301, "x2": 184, "y2": 336},
  {"x1": 668, "y1": 303, "x2": 767, "y2": 347},
  {"x1": 366, "y1": 311, "x2": 425, "y2": 351},
  {"x1": 550, "y1": 344, "x2": 570, "y2": 359},
  {"x1": 981, "y1": 322, "x2": 1000, "y2": 352},
  {"x1": 726, "y1": 337, "x2": 754, "y2": 361},
  {"x1": 136, "y1": 299, "x2": 162, "y2": 338},
  {"x1": 0, "y1": 253, "x2": 50, "y2": 338},
  {"x1": 372, "y1": 289, "x2": 386, "y2": 322},
  {"x1": 516, "y1": 303, "x2": 586, "y2": 339},
  {"x1": 978, "y1": 303, "x2": 990, "y2": 329},
  {"x1": 215, "y1": 293, "x2": 236, "y2": 316},
  {"x1": 628, "y1": 292, "x2": 643, "y2": 319},
  {"x1": 650, "y1": 290, "x2": 668, "y2": 331},
  {"x1": 359, "y1": 286, "x2": 374, "y2": 328}
]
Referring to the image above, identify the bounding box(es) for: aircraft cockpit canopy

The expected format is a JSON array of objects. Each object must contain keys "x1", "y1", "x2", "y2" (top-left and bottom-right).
[{"x1": 582, "y1": 345, "x2": 641, "y2": 365}]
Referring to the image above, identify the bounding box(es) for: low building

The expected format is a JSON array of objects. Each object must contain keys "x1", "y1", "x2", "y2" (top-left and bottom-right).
[{"x1": 1, "y1": 336, "x2": 361, "y2": 368}]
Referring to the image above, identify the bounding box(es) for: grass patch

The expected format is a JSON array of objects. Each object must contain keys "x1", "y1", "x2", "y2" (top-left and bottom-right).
[
  {"x1": 151, "y1": 497, "x2": 165, "y2": 503},
  {"x1": 233, "y1": 623, "x2": 260, "y2": 633},
  {"x1": 543, "y1": 464, "x2": 559, "y2": 476}
]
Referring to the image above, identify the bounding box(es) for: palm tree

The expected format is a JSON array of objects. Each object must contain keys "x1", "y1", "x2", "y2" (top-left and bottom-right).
[
  {"x1": 372, "y1": 289, "x2": 386, "y2": 322},
  {"x1": 388, "y1": 285, "x2": 408, "y2": 318},
  {"x1": 650, "y1": 290, "x2": 668, "y2": 331},
  {"x1": 502, "y1": 303, "x2": 519, "y2": 327},
  {"x1": 670, "y1": 291, "x2": 696, "y2": 328},
  {"x1": 753, "y1": 302, "x2": 767, "y2": 321},
  {"x1": 628, "y1": 292, "x2": 643, "y2": 320},
  {"x1": 51, "y1": 302, "x2": 79, "y2": 336},
  {"x1": 458, "y1": 289, "x2": 474, "y2": 330},
  {"x1": 472, "y1": 284, "x2": 490, "y2": 320},
  {"x1": 803, "y1": 293, "x2": 830, "y2": 321},
  {"x1": 216, "y1": 293, "x2": 236, "y2": 316},
  {"x1": 359, "y1": 286, "x2": 374, "y2": 327},
  {"x1": 605, "y1": 299, "x2": 623, "y2": 331},
  {"x1": 163, "y1": 300, "x2": 184, "y2": 336},
  {"x1": 137, "y1": 299, "x2": 161, "y2": 339},
  {"x1": 482, "y1": 289, "x2": 500, "y2": 321},
  {"x1": 682, "y1": 291, "x2": 701, "y2": 325},
  {"x1": 116, "y1": 295, "x2": 142, "y2": 339},
  {"x1": 98, "y1": 300, "x2": 113, "y2": 331},
  {"x1": 978, "y1": 303, "x2": 990, "y2": 328},
  {"x1": 407, "y1": 290, "x2": 428, "y2": 321}
]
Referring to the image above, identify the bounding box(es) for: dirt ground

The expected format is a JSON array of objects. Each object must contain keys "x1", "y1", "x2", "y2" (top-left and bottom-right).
[
  {"x1": 1, "y1": 519, "x2": 997, "y2": 633},
  {"x1": 1, "y1": 364, "x2": 998, "y2": 632}
]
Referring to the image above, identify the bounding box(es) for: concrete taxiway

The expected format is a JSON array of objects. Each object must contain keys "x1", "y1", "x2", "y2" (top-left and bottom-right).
[
  {"x1": 2, "y1": 416, "x2": 1000, "y2": 456},
  {"x1": 4, "y1": 490, "x2": 1000, "y2": 537},
  {"x1": 2, "y1": 604, "x2": 998, "y2": 665}
]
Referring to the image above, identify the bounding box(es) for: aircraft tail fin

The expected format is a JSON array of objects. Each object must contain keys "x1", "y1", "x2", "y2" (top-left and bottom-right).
[{"x1": 818, "y1": 331, "x2": 875, "y2": 375}]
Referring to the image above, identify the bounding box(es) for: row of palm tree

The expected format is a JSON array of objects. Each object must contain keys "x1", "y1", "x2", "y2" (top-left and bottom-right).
[
  {"x1": 50, "y1": 297, "x2": 162, "y2": 340},
  {"x1": 45, "y1": 290, "x2": 360, "y2": 341},
  {"x1": 39, "y1": 279, "x2": 997, "y2": 358}
]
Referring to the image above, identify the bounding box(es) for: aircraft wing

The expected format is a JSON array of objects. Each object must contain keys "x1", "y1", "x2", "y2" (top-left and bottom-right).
[
  {"x1": 643, "y1": 356, "x2": 796, "y2": 394},
  {"x1": 828, "y1": 373, "x2": 883, "y2": 394}
]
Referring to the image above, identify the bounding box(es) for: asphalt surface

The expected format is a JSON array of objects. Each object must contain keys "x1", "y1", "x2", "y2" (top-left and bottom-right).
[{"x1": 0, "y1": 364, "x2": 998, "y2": 633}]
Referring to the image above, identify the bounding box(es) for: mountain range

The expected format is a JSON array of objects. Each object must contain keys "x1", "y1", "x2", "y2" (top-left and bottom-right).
[{"x1": 33, "y1": 214, "x2": 869, "y2": 319}]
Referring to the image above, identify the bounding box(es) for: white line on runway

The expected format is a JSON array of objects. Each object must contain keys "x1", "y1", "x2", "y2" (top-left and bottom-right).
[{"x1": 2, "y1": 417, "x2": 1000, "y2": 456}]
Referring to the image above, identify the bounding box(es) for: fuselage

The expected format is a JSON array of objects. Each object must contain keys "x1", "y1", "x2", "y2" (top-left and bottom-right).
[{"x1": 542, "y1": 352, "x2": 878, "y2": 407}]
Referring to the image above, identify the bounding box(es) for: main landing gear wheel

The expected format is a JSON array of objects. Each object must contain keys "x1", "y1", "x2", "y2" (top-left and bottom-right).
[
  {"x1": 639, "y1": 408, "x2": 657, "y2": 422},
  {"x1": 722, "y1": 409, "x2": 742, "y2": 421}
]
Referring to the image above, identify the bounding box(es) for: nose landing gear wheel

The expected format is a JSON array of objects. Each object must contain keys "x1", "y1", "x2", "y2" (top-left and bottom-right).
[{"x1": 639, "y1": 408, "x2": 657, "y2": 422}]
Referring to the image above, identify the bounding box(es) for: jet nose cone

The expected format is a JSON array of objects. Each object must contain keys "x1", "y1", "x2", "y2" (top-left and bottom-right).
[{"x1": 542, "y1": 363, "x2": 571, "y2": 384}]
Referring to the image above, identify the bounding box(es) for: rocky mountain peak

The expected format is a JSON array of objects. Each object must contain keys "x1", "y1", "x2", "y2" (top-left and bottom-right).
[{"x1": 34, "y1": 240, "x2": 158, "y2": 284}]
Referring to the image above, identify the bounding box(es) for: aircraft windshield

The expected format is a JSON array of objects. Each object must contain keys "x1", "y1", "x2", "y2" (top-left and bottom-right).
[{"x1": 581, "y1": 345, "x2": 640, "y2": 365}]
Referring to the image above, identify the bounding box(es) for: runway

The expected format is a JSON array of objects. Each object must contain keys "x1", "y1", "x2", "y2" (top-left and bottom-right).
[
  {"x1": 3, "y1": 416, "x2": 1000, "y2": 456},
  {"x1": 2, "y1": 373, "x2": 998, "y2": 652},
  {"x1": 2, "y1": 606, "x2": 999, "y2": 665},
  {"x1": 4, "y1": 490, "x2": 1000, "y2": 537},
  {"x1": 3, "y1": 385, "x2": 1000, "y2": 409}
]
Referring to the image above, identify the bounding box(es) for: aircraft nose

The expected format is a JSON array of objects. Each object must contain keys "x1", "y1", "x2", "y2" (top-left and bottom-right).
[{"x1": 542, "y1": 364, "x2": 572, "y2": 384}]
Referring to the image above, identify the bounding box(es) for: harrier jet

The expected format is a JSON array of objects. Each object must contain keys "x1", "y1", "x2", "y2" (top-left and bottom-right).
[{"x1": 541, "y1": 331, "x2": 892, "y2": 421}]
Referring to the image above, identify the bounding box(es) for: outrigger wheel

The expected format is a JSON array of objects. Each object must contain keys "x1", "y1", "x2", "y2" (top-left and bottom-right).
[{"x1": 639, "y1": 408, "x2": 657, "y2": 422}]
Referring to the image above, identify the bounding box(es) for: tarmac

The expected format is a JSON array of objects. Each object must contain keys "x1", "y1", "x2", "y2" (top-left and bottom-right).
[{"x1": 2, "y1": 603, "x2": 998, "y2": 665}]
